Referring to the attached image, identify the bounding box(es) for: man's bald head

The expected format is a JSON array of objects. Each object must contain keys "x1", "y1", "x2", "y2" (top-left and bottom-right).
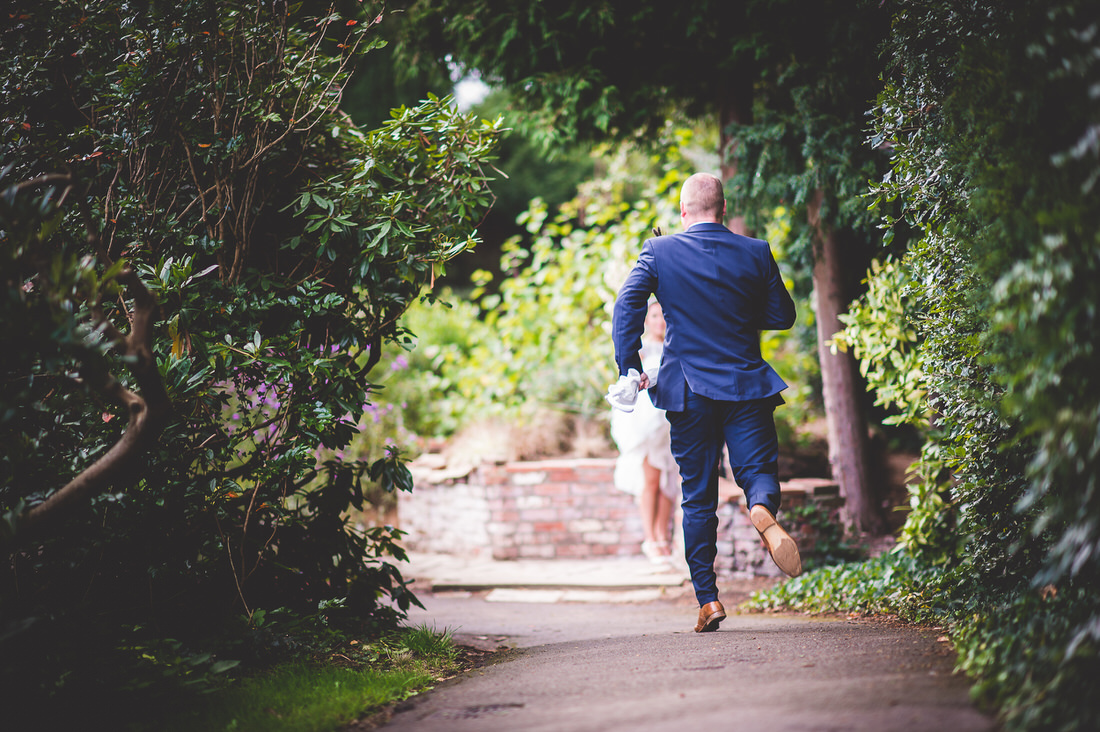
[{"x1": 680, "y1": 173, "x2": 726, "y2": 225}]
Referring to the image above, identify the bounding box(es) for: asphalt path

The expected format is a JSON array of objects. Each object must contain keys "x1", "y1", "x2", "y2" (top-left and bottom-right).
[{"x1": 380, "y1": 587, "x2": 998, "y2": 732}]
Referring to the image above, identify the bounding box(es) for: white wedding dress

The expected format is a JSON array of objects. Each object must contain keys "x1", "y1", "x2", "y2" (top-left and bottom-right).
[{"x1": 610, "y1": 341, "x2": 681, "y2": 500}]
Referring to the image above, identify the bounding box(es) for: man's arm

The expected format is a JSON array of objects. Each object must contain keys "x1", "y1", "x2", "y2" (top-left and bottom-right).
[
  {"x1": 612, "y1": 242, "x2": 657, "y2": 376},
  {"x1": 757, "y1": 246, "x2": 796, "y2": 330}
]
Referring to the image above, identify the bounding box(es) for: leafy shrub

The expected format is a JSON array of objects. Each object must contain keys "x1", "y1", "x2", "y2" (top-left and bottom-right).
[
  {"x1": 1, "y1": 0, "x2": 499, "y2": 712},
  {"x1": 808, "y1": 2, "x2": 1100, "y2": 728},
  {"x1": 747, "y1": 550, "x2": 936, "y2": 617},
  {"x1": 784, "y1": 501, "x2": 866, "y2": 571}
]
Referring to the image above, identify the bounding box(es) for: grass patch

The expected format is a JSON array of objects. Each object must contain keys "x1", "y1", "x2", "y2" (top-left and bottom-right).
[
  {"x1": 166, "y1": 663, "x2": 431, "y2": 732},
  {"x1": 159, "y1": 624, "x2": 462, "y2": 732}
]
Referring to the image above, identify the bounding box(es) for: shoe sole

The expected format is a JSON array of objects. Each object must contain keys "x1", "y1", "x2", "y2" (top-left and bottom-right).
[{"x1": 750, "y1": 507, "x2": 803, "y2": 577}]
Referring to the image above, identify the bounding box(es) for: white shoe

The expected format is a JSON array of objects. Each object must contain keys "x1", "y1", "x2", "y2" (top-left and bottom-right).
[{"x1": 641, "y1": 540, "x2": 672, "y2": 566}]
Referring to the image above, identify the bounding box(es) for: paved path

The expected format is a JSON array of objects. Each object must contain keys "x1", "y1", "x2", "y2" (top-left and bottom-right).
[{"x1": 381, "y1": 554, "x2": 997, "y2": 732}]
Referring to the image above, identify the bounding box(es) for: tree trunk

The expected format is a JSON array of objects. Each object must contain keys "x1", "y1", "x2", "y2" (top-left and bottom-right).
[
  {"x1": 808, "y1": 189, "x2": 884, "y2": 535},
  {"x1": 719, "y1": 77, "x2": 753, "y2": 236},
  {"x1": 718, "y1": 86, "x2": 883, "y2": 534}
]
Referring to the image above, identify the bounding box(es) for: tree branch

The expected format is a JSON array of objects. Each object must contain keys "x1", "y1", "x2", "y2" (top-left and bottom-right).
[{"x1": 18, "y1": 267, "x2": 171, "y2": 541}]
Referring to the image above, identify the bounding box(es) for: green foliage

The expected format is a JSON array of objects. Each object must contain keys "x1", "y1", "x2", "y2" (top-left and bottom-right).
[
  {"x1": 870, "y1": 0, "x2": 1100, "y2": 591},
  {"x1": 746, "y1": 550, "x2": 938, "y2": 617},
  {"x1": 470, "y1": 141, "x2": 682, "y2": 420},
  {"x1": 460, "y1": 89, "x2": 597, "y2": 284},
  {"x1": 724, "y1": 0, "x2": 895, "y2": 276},
  {"x1": 474, "y1": 90, "x2": 596, "y2": 217},
  {"x1": 835, "y1": 258, "x2": 961, "y2": 560},
  {"x1": 784, "y1": 501, "x2": 865, "y2": 571},
  {"x1": 835, "y1": 259, "x2": 926, "y2": 427},
  {"x1": 394, "y1": 0, "x2": 756, "y2": 148},
  {"x1": 1, "y1": 0, "x2": 499, "y2": 711},
  {"x1": 180, "y1": 664, "x2": 430, "y2": 732},
  {"x1": 349, "y1": 129, "x2": 821, "y2": 447},
  {"x1": 370, "y1": 133, "x2": 693, "y2": 437},
  {"x1": 950, "y1": 584, "x2": 1100, "y2": 732},
  {"x1": 394, "y1": 0, "x2": 897, "y2": 281},
  {"x1": 369, "y1": 292, "x2": 493, "y2": 441},
  {"x1": 817, "y1": 0, "x2": 1100, "y2": 728},
  {"x1": 893, "y1": 439, "x2": 962, "y2": 564},
  {"x1": 10, "y1": 622, "x2": 461, "y2": 731},
  {"x1": 392, "y1": 623, "x2": 460, "y2": 661},
  {"x1": 165, "y1": 625, "x2": 461, "y2": 732}
]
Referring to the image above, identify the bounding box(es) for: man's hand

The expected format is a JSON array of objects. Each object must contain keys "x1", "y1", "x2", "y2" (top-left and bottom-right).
[{"x1": 638, "y1": 372, "x2": 651, "y2": 389}]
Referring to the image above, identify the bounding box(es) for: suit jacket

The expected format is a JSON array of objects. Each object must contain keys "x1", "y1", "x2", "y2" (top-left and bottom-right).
[{"x1": 612, "y1": 222, "x2": 796, "y2": 412}]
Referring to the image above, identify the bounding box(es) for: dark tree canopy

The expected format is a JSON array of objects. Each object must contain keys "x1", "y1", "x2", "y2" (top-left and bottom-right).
[{"x1": 395, "y1": 0, "x2": 759, "y2": 143}]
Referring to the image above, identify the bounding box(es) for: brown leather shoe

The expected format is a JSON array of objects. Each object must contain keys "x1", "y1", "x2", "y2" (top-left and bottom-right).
[
  {"x1": 694, "y1": 600, "x2": 726, "y2": 633},
  {"x1": 750, "y1": 505, "x2": 802, "y2": 577}
]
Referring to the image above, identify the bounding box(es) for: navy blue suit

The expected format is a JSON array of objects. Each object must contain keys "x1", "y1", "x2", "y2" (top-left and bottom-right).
[{"x1": 612, "y1": 221, "x2": 796, "y2": 604}]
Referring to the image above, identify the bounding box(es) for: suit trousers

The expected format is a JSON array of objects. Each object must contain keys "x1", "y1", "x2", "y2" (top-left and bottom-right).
[{"x1": 666, "y1": 390, "x2": 783, "y2": 605}]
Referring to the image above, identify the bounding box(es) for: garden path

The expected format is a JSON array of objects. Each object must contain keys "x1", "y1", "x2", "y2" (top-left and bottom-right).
[{"x1": 374, "y1": 554, "x2": 997, "y2": 732}]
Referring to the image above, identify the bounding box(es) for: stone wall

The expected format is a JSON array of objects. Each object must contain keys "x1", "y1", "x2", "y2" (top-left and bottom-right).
[{"x1": 398, "y1": 455, "x2": 840, "y2": 576}]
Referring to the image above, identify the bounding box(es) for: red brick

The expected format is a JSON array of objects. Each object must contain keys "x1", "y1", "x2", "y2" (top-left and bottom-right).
[
  {"x1": 568, "y1": 482, "x2": 605, "y2": 496},
  {"x1": 584, "y1": 495, "x2": 622, "y2": 509},
  {"x1": 516, "y1": 508, "x2": 558, "y2": 522},
  {"x1": 480, "y1": 466, "x2": 510, "y2": 485},
  {"x1": 577, "y1": 469, "x2": 615, "y2": 484},
  {"x1": 518, "y1": 544, "x2": 556, "y2": 558},
  {"x1": 516, "y1": 495, "x2": 548, "y2": 510}
]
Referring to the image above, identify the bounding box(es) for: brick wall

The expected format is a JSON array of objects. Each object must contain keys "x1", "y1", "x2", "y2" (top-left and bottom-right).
[
  {"x1": 398, "y1": 455, "x2": 840, "y2": 576},
  {"x1": 399, "y1": 457, "x2": 644, "y2": 560}
]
